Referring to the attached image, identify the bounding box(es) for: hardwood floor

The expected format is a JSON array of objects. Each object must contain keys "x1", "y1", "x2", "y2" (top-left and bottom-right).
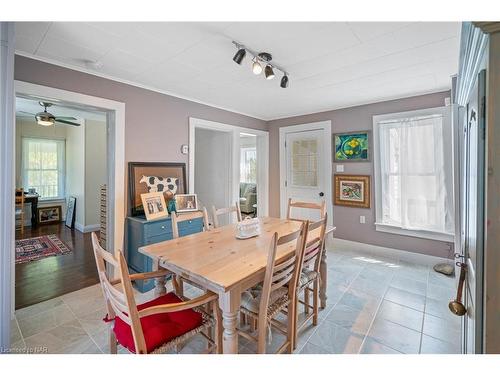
[{"x1": 15, "y1": 222, "x2": 99, "y2": 310}]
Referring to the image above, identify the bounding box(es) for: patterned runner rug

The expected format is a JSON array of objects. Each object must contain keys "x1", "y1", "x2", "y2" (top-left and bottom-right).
[{"x1": 15, "y1": 234, "x2": 72, "y2": 264}]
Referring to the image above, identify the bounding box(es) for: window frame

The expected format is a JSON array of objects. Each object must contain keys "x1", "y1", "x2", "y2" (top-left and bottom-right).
[
  {"x1": 373, "y1": 106, "x2": 455, "y2": 242},
  {"x1": 21, "y1": 137, "x2": 66, "y2": 201},
  {"x1": 240, "y1": 146, "x2": 257, "y2": 184}
]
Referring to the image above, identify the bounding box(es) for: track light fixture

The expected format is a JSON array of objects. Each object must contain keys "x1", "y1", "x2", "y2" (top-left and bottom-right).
[
  {"x1": 280, "y1": 74, "x2": 289, "y2": 88},
  {"x1": 252, "y1": 57, "x2": 262, "y2": 75},
  {"x1": 232, "y1": 41, "x2": 289, "y2": 88},
  {"x1": 232, "y1": 48, "x2": 246, "y2": 65}
]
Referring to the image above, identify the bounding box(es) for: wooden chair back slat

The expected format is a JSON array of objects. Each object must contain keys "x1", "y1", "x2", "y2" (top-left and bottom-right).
[
  {"x1": 171, "y1": 208, "x2": 210, "y2": 238},
  {"x1": 286, "y1": 198, "x2": 326, "y2": 222},
  {"x1": 302, "y1": 215, "x2": 328, "y2": 274},
  {"x1": 211, "y1": 201, "x2": 242, "y2": 228}
]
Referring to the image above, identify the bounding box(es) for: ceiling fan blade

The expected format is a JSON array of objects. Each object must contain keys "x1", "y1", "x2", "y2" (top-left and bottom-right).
[
  {"x1": 17, "y1": 111, "x2": 35, "y2": 116},
  {"x1": 56, "y1": 119, "x2": 81, "y2": 126},
  {"x1": 55, "y1": 116, "x2": 78, "y2": 121}
]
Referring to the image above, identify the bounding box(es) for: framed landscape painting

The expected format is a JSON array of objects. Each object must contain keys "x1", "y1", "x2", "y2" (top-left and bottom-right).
[
  {"x1": 334, "y1": 174, "x2": 370, "y2": 208},
  {"x1": 333, "y1": 131, "x2": 371, "y2": 162}
]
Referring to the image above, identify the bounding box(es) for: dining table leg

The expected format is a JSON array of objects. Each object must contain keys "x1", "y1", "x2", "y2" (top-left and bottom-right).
[
  {"x1": 152, "y1": 260, "x2": 167, "y2": 297},
  {"x1": 218, "y1": 289, "x2": 241, "y2": 354},
  {"x1": 319, "y1": 244, "x2": 328, "y2": 309}
]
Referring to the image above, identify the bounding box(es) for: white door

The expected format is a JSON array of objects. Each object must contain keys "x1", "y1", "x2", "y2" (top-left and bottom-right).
[{"x1": 283, "y1": 128, "x2": 331, "y2": 222}]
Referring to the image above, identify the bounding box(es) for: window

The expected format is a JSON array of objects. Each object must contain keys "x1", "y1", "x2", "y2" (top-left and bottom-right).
[
  {"x1": 373, "y1": 107, "x2": 454, "y2": 241},
  {"x1": 240, "y1": 147, "x2": 257, "y2": 183},
  {"x1": 22, "y1": 138, "x2": 65, "y2": 200},
  {"x1": 290, "y1": 139, "x2": 318, "y2": 187}
]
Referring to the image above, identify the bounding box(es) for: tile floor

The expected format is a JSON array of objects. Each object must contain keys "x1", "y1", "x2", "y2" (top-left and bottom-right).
[{"x1": 9, "y1": 239, "x2": 461, "y2": 354}]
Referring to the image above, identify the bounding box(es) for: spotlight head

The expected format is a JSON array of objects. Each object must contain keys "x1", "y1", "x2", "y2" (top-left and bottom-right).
[
  {"x1": 252, "y1": 57, "x2": 263, "y2": 75},
  {"x1": 233, "y1": 48, "x2": 246, "y2": 65},
  {"x1": 264, "y1": 65, "x2": 275, "y2": 80},
  {"x1": 280, "y1": 74, "x2": 289, "y2": 88}
]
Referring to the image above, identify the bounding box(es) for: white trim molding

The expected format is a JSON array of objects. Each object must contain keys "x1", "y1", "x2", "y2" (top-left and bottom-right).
[
  {"x1": 0, "y1": 22, "x2": 15, "y2": 351},
  {"x1": 278, "y1": 121, "x2": 333, "y2": 222},
  {"x1": 75, "y1": 223, "x2": 100, "y2": 233},
  {"x1": 188, "y1": 117, "x2": 269, "y2": 217}
]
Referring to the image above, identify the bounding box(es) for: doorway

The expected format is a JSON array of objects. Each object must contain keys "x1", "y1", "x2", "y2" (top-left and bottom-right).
[
  {"x1": 188, "y1": 117, "x2": 269, "y2": 223},
  {"x1": 14, "y1": 96, "x2": 108, "y2": 309},
  {"x1": 10, "y1": 80, "x2": 125, "y2": 316},
  {"x1": 279, "y1": 121, "x2": 333, "y2": 222}
]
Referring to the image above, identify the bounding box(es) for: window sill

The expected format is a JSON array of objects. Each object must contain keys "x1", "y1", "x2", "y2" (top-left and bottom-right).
[
  {"x1": 375, "y1": 222, "x2": 454, "y2": 243},
  {"x1": 38, "y1": 197, "x2": 66, "y2": 203}
]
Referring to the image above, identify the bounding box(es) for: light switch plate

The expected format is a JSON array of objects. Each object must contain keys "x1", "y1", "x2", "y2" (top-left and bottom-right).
[
  {"x1": 180, "y1": 144, "x2": 189, "y2": 154},
  {"x1": 336, "y1": 164, "x2": 344, "y2": 172},
  {"x1": 359, "y1": 215, "x2": 366, "y2": 224}
]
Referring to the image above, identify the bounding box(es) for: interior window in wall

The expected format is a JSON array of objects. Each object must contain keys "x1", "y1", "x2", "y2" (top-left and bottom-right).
[
  {"x1": 240, "y1": 147, "x2": 257, "y2": 183},
  {"x1": 22, "y1": 138, "x2": 65, "y2": 200},
  {"x1": 373, "y1": 107, "x2": 454, "y2": 241}
]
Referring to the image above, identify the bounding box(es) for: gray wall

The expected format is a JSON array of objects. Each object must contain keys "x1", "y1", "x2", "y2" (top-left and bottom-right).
[
  {"x1": 268, "y1": 91, "x2": 454, "y2": 259},
  {"x1": 14, "y1": 55, "x2": 268, "y2": 213}
]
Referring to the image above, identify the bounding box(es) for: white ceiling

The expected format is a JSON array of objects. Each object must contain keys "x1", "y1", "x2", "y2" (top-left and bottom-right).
[
  {"x1": 16, "y1": 96, "x2": 107, "y2": 122},
  {"x1": 14, "y1": 22, "x2": 461, "y2": 120}
]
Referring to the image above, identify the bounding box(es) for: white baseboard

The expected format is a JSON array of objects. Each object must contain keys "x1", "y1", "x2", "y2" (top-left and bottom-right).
[
  {"x1": 74, "y1": 222, "x2": 100, "y2": 233},
  {"x1": 329, "y1": 238, "x2": 453, "y2": 267}
]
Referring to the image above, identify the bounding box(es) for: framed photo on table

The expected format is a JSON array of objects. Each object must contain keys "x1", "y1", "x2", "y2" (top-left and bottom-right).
[
  {"x1": 140, "y1": 192, "x2": 169, "y2": 221},
  {"x1": 334, "y1": 175, "x2": 370, "y2": 208},
  {"x1": 175, "y1": 194, "x2": 198, "y2": 212}
]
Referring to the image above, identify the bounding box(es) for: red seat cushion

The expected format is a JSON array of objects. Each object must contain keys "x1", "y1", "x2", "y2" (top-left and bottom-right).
[{"x1": 112, "y1": 292, "x2": 203, "y2": 353}]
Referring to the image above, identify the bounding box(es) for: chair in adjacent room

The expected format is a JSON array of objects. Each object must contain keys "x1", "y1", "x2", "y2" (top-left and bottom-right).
[{"x1": 211, "y1": 201, "x2": 242, "y2": 228}]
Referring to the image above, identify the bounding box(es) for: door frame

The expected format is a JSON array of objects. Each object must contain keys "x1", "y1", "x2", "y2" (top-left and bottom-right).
[
  {"x1": 10, "y1": 81, "x2": 126, "y2": 316},
  {"x1": 278, "y1": 121, "x2": 333, "y2": 220},
  {"x1": 188, "y1": 117, "x2": 269, "y2": 217}
]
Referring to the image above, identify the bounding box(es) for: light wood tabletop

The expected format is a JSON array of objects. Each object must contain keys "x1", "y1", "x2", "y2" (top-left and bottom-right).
[{"x1": 139, "y1": 216, "x2": 335, "y2": 354}]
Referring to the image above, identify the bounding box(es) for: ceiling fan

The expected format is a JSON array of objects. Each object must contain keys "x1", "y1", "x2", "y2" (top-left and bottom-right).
[{"x1": 18, "y1": 101, "x2": 80, "y2": 127}]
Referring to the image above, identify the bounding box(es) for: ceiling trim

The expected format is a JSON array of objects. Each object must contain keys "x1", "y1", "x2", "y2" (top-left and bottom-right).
[
  {"x1": 14, "y1": 51, "x2": 269, "y2": 121},
  {"x1": 266, "y1": 87, "x2": 451, "y2": 122},
  {"x1": 15, "y1": 51, "x2": 452, "y2": 123}
]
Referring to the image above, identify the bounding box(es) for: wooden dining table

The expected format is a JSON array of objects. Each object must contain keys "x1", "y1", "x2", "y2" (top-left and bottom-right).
[{"x1": 139, "y1": 216, "x2": 335, "y2": 354}]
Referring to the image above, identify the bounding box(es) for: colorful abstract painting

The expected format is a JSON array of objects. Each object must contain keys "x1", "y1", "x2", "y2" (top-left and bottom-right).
[{"x1": 333, "y1": 131, "x2": 370, "y2": 162}]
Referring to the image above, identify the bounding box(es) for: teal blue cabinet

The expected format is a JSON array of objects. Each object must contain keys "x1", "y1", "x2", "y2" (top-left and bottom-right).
[{"x1": 125, "y1": 215, "x2": 203, "y2": 292}]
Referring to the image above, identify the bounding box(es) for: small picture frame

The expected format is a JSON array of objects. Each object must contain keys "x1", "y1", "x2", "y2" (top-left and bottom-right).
[
  {"x1": 65, "y1": 196, "x2": 76, "y2": 229},
  {"x1": 38, "y1": 206, "x2": 62, "y2": 224},
  {"x1": 334, "y1": 174, "x2": 370, "y2": 208},
  {"x1": 140, "y1": 192, "x2": 169, "y2": 221},
  {"x1": 175, "y1": 194, "x2": 198, "y2": 213}
]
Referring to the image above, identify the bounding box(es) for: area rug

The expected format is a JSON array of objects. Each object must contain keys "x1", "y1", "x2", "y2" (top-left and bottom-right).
[{"x1": 15, "y1": 235, "x2": 72, "y2": 264}]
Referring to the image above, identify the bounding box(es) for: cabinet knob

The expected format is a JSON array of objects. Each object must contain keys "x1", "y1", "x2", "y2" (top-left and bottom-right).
[{"x1": 161, "y1": 225, "x2": 165, "y2": 229}]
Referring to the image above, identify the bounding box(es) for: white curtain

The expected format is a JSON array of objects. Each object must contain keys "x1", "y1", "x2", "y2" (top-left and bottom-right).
[{"x1": 378, "y1": 114, "x2": 454, "y2": 234}]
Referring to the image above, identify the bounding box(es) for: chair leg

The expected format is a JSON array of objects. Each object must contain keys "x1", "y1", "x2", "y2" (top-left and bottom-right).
[
  {"x1": 287, "y1": 301, "x2": 296, "y2": 354},
  {"x1": 304, "y1": 288, "x2": 310, "y2": 314},
  {"x1": 313, "y1": 280, "x2": 319, "y2": 326},
  {"x1": 251, "y1": 316, "x2": 257, "y2": 331},
  {"x1": 293, "y1": 296, "x2": 299, "y2": 350},
  {"x1": 109, "y1": 328, "x2": 118, "y2": 354},
  {"x1": 257, "y1": 318, "x2": 266, "y2": 354}
]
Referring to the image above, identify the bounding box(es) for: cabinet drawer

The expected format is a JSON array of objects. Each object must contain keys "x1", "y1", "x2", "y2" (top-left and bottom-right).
[
  {"x1": 144, "y1": 220, "x2": 172, "y2": 237},
  {"x1": 177, "y1": 217, "x2": 204, "y2": 236}
]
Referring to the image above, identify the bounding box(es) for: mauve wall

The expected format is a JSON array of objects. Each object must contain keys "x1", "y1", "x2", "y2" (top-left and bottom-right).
[
  {"x1": 268, "y1": 91, "x2": 454, "y2": 259},
  {"x1": 14, "y1": 56, "x2": 267, "y2": 212}
]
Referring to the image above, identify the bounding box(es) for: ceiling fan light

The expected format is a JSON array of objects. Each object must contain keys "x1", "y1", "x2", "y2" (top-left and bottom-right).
[
  {"x1": 280, "y1": 74, "x2": 289, "y2": 88},
  {"x1": 264, "y1": 65, "x2": 275, "y2": 80},
  {"x1": 233, "y1": 48, "x2": 246, "y2": 65},
  {"x1": 35, "y1": 112, "x2": 55, "y2": 126},
  {"x1": 252, "y1": 58, "x2": 262, "y2": 75}
]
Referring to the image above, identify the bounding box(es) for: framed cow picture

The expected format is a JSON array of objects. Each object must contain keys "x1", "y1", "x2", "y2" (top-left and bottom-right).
[{"x1": 128, "y1": 162, "x2": 187, "y2": 217}]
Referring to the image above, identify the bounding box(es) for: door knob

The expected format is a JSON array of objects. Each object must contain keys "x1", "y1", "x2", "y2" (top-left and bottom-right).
[
  {"x1": 319, "y1": 192, "x2": 324, "y2": 197},
  {"x1": 449, "y1": 262, "x2": 467, "y2": 316}
]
